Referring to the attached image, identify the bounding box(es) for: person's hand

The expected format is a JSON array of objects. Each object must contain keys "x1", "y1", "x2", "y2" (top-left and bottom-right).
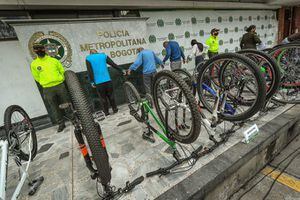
[{"x1": 127, "y1": 69, "x2": 131, "y2": 75}]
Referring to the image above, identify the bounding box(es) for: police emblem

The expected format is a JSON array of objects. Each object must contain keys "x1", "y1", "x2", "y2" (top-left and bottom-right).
[{"x1": 28, "y1": 31, "x2": 72, "y2": 68}]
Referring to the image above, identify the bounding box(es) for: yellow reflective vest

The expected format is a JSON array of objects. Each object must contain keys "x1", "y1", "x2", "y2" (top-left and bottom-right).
[
  {"x1": 30, "y1": 55, "x2": 65, "y2": 88},
  {"x1": 205, "y1": 36, "x2": 219, "y2": 53}
]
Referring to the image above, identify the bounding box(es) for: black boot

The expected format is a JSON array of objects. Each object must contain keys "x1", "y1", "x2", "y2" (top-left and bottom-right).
[{"x1": 57, "y1": 123, "x2": 66, "y2": 132}]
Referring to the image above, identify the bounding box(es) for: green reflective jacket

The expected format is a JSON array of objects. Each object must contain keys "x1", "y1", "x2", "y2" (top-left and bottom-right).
[
  {"x1": 30, "y1": 55, "x2": 65, "y2": 88},
  {"x1": 205, "y1": 36, "x2": 219, "y2": 53}
]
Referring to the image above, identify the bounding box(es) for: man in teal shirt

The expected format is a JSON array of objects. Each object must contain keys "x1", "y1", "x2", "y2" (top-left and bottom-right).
[{"x1": 86, "y1": 49, "x2": 123, "y2": 116}]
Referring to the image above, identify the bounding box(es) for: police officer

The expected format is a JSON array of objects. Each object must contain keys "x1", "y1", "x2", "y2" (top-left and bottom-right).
[
  {"x1": 86, "y1": 49, "x2": 123, "y2": 116},
  {"x1": 30, "y1": 44, "x2": 68, "y2": 132},
  {"x1": 206, "y1": 28, "x2": 220, "y2": 58}
]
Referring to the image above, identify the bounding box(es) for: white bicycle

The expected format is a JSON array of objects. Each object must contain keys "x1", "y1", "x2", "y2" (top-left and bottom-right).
[{"x1": 0, "y1": 105, "x2": 43, "y2": 200}]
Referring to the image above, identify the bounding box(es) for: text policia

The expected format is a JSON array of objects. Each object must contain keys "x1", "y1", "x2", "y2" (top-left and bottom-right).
[{"x1": 79, "y1": 30, "x2": 147, "y2": 58}]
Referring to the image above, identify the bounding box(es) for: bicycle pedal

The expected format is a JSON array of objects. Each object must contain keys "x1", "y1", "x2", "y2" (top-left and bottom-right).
[
  {"x1": 91, "y1": 172, "x2": 98, "y2": 180},
  {"x1": 28, "y1": 176, "x2": 44, "y2": 196},
  {"x1": 142, "y1": 133, "x2": 155, "y2": 143}
]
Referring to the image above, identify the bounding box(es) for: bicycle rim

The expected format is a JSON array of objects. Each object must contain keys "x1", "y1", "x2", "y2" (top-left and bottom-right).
[
  {"x1": 269, "y1": 45, "x2": 300, "y2": 104},
  {"x1": 152, "y1": 70, "x2": 201, "y2": 144},
  {"x1": 197, "y1": 53, "x2": 266, "y2": 121}
]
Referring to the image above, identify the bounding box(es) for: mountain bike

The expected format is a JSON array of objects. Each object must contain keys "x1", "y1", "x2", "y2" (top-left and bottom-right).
[
  {"x1": 237, "y1": 49, "x2": 281, "y2": 101},
  {"x1": 268, "y1": 43, "x2": 300, "y2": 104},
  {"x1": 124, "y1": 70, "x2": 201, "y2": 146},
  {"x1": 63, "y1": 70, "x2": 143, "y2": 199},
  {"x1": 175, "y1": 53, "x2": 266, "y2": 122},
  {"x1": 0, "y1": 105, "x2": 43, "y2": 200}
]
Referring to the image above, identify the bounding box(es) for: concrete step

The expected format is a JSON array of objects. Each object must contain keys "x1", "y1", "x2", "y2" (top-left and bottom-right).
[{"x1": 157, "y1": 105, "x2": 300, "y2": 200}]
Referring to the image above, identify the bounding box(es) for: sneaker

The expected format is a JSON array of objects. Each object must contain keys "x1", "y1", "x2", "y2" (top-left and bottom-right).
[
  {"x1": 57, "y1": 123, "x2": 66, "y2": 132},
  {"x1": 142, "y1": 132, "x2": 155, "y2": 143}
]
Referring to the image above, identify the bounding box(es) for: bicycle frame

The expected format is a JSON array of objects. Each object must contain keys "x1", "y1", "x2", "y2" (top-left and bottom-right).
[
  {"x1": 0, "y1": 140, "x2": 8, "y2": 200},
  {"x1": 129, "y1": 99, "x2": 176, "y2": 150},
  {"x1": 0, "y1": 134, "x2": 33, "y2": 200}
]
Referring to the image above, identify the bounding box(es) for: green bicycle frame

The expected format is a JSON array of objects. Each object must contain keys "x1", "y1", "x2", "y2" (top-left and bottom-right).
[{"x1": 140, "y1": 100, "x2": 176, "y2": 149}]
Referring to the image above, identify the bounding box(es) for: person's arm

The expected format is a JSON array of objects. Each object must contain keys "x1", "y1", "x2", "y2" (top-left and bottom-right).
[
  {"x1": 180, "y1": 47, "x2": 185, "y2": 61},
  {"x1": 253, "y1": 33, "x2": 262, "y2": 45},
  {"x1": 106, "y1": 56, "x2": 122, "y2": 72},
  {"x1": 240, "y1": 36, "x2": 244, "y2": 49},
  {"x1": 30, "y1": 64, "x2": 40, "y2": 83},
  {"x1": 56, "y1": 60, "x2": 65, "y2": 75},
  {"x1": 86, "y1": 60, "x2": 95, "y2": 84},
  {"x1": 163, "y1": 45, "x2": 171, "y2": 63},
  {"x1": 153, "y1": 52, "x2": 163, "y2": 65},
  {"x1": 205, "y1": 38, "x2": 211, "y2": 48},
  {"x1": 129, "y1": 53, "x2": 143, "y2": 71}
]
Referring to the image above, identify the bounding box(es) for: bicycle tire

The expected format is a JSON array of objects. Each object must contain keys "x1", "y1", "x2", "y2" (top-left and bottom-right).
[
  {"x1": 4, "y1": 105, "x2": 37, "y2": 161},
  {"x1": 173, "y1": 69, "x2": 195, "y2": 93},
  {"x1": 124, "y1": 81, "x2": 141, "y2": 110},
  {"x1": 152, "y1": 70, "x2": 201, "y2": 144},
  {"x1": 64, "y1": 70, "x2": 111, "y2": 185},
  {"x1": 238, "y1": 49, "x2": 281, "y2": 100},
  {"x1": 269, "y1": 44, "x2": 300, "y2": 104},
  {"x1": 197, "y1": 53, "x2": 266, "y2": 121}
]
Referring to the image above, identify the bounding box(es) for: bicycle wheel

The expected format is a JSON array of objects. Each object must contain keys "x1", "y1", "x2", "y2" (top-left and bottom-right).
[
  {"x1": 238, "y1": 49, "x2": 281, "y2": 100},
  {"x1": 4, "y1": 105, "x2": 37, "y2": 161},
  {"x1": 173, "y1": 69, "x2": 194, "y2": 92},
  {"x1": 269, "y1": 44, "x2": 300, "y2": 104},
  {"x1": 124, "y1": 81, "x2": 141, "y2": 111},
  {"x1": 197, "y1": 53, "x2": 266, "y2": 121},
  {"x1": 152, "y1": 70, "x2": 201, "y2": 144},
  {"x1": 64, "y1": 70, "x2": 111, "y2": 185}
]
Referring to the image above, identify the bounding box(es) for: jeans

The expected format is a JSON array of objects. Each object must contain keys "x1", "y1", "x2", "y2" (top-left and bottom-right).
[
  {"x1": 96, "y1": 81, "x2": 117, "y2": 114},
  {"x1": 170, "y1": 60, "x2": 182, "y2": 71},
  {"x1": 195, "y1": 55, "x2": 204, "y2": 67},
  {"x1": 143, "y1": 72, "x2": 157, "y2": 94},
  {"x1": 43, "y1": 83, "x2": 69, "y2": 124}
]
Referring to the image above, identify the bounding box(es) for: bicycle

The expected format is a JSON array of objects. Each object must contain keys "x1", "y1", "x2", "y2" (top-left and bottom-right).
[
  {"x1": 63, "y1": 70, "x2": 143, "y2": 199},
  {"x1": 268, "y1": 42, "x2": 300, "y2": 104},
  {"x1": 174, "y1": 53, "x2": 267, "y2": 123},
  {"x1": 0, "y1": 105, "x2": 44, "y2": 200},
  {"x1": 124, "y1": 70, "x2": 201, "y2": 146}
]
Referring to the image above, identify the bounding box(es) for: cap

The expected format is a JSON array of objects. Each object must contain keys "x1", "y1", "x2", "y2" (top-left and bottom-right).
[
  {"x1": 211, "y1": 28, "x2": 220, "y2": 34},
  {"x1": 33, "y1": 43, "x2": 45, "y2": 50}
]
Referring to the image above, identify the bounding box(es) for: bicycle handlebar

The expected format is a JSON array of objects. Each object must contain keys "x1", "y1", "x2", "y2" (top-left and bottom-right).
[{"x1": 123, "y1": 176, "x2": 144, "y2": 192}]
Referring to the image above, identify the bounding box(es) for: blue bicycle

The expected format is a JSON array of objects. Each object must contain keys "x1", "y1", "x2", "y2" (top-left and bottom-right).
[{"x1": 174, "y1": 53, "x2": 266, "y2": 122}]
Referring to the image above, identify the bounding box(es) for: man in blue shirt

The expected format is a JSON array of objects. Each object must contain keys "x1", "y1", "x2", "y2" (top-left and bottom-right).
[
  {"x1": 86, "y1": 49, "x2": 123, "y2": 116},
  {"x1": 128, "y1": 47, "x2": 163, "y2": 94},
  {"x1": 163, "y1": 40, "x2": 186, "y2": 71}
]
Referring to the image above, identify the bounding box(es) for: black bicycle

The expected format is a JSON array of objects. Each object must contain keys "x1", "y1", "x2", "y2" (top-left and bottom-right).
[{"x1": 63, "y1": 70, "x2": 143, "y2": 199}]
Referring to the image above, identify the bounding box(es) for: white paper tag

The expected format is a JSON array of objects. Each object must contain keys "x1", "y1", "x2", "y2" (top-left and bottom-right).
[{"x1": 242, "y1": 124, "x2": 259, "y2": 144}]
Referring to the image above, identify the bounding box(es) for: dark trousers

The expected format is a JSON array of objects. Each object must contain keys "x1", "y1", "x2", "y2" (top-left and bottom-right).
[
  {"x1": 208, "y1": 51, "x2": 218, "y2": 59},
  {"x1": 43, "y1": 83, "x2": 69, "y2": 124},
  {"x1": 195, "y1": 55, "x2": 204, "y2": 67},
  {"x1": 96, "y1": 81, "x2": 117, "y2": 114},
  {"x1": 143, "y1": 72, "x2": 157, "y2": 94}
]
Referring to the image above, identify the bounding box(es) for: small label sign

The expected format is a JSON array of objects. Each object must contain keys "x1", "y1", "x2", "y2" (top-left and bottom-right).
[{"x1": 242, "y1": 124, "x2": 259, "y2": 144}]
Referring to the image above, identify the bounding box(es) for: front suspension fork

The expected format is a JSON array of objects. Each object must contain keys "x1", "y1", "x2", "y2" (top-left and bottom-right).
[{"x1": 73, "y1": 125, "x2": 98, "y2": 178}]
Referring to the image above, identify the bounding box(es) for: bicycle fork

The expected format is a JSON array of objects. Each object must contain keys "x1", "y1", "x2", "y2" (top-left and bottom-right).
[{"x1": 73, "y1": 125, "x2": 98, "y2": 179}]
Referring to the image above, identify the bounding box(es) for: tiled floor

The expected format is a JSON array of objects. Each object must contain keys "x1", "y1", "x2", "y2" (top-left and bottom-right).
[{"x1": 5, "y1": 103, "x2": 293, "y2": 200}]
